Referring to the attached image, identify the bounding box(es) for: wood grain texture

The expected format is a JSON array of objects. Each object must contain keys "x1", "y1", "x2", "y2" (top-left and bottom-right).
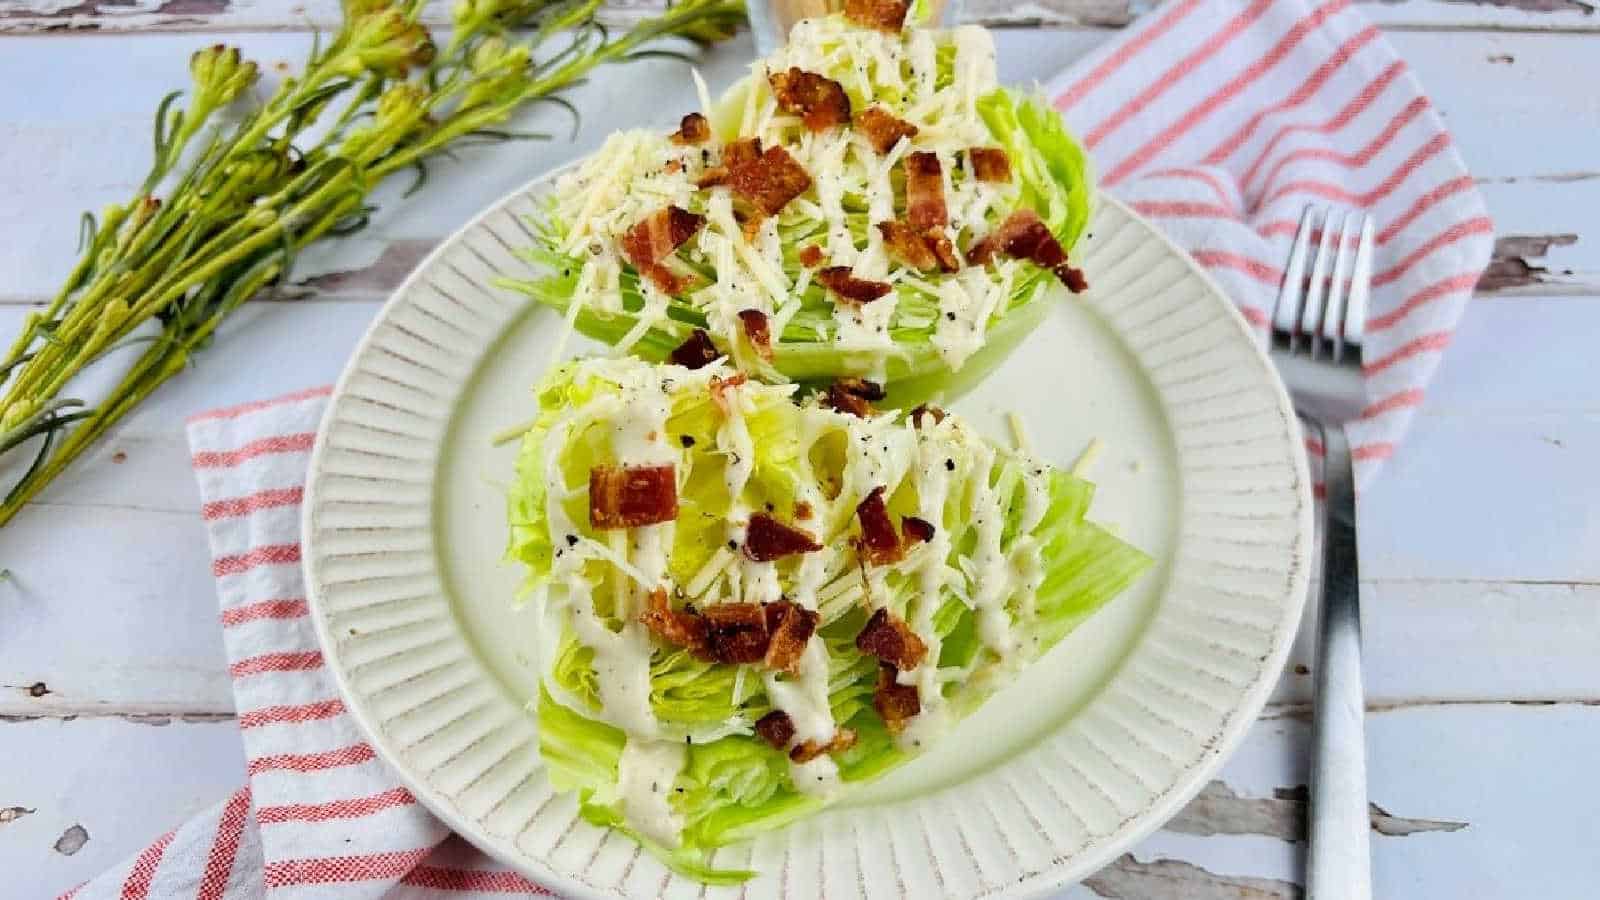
[
  {"x1": 0, "y1": 717, "x2": 246, "y2": 899},
  {"x1": 2, "y1": 31, "x2": 1596, "y2": 305},
  {"x1": 1, "y1": 0, "x2": 1596, "y2": 33},
  {"x1": 14, "y1": 699, "x2": 1588, "y2": 900},
  {"x1": 0, "y1": 18, "x2": 1595, "y2": 900}
]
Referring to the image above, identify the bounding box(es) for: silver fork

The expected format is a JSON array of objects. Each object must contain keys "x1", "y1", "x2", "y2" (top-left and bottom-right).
[{"x1": 1268, "y1": 205, "x2": 1373, "y2": 900}]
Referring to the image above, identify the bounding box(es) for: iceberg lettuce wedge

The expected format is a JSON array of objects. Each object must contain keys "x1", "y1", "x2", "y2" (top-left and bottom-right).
[
  {"x1": 508, "y1": 357, "x2": 1148, "y2": 881},
  {"x1": 498, "y1": 15, "x2": 1093, "y2": 405}
]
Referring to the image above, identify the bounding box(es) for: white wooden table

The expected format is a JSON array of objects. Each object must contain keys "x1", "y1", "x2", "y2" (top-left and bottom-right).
[{"x1": 2, "y1": 2, "x2": 1597, "y2": 897}]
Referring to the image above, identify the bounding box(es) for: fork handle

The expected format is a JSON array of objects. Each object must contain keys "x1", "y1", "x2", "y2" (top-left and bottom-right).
[{"x1": 1306, "y1": 423, "x2": 1371, "y2": 899}]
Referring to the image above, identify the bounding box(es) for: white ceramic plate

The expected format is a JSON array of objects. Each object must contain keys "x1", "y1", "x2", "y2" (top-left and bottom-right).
[{"x1": 303, "y1": 169, "x2": 1312, "y2": 899}]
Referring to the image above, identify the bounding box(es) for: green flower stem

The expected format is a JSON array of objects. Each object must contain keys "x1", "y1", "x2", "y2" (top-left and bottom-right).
[{"x1": 0, "y1": 0, "x2": 747, "y2": 529}]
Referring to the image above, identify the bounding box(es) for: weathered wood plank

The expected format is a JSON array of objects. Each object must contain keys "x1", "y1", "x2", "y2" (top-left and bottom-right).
[
  {"x1": 0, "y1": 29, "x2": 768, "y2": 303},
  {"x1": 1362, "y1": 416, "x2": 1600, "y2": 583},
  {"x1": 0, "y1": 301, "x2": 380, "y2": 716},
  {"x1": 1089, "y1": 702, "x2": 1600, "y2": 899},
  {"x1": 1, "y1": 29, "x2": 1597, "y2": 305},
  {"x1": 1477, "y1": 177, "x2": 1597, "y2": 295},
  {"x1": 1423, "y1": 294, "x2": 1600, "y2": 415},
  {"x1": 1, "y1": 0, "x2": 1596, "y2": 35},
  {"x1": 0, "y1": 717, "x2": 246, "y2": 900},
  {"x1": 11, "y1": 698, "x2": 1590, "y2": 900}
]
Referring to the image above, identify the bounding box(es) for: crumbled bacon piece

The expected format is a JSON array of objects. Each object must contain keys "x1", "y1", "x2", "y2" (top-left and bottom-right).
[
  {"x1": 669, "y1": 328, "x2": 720, "y2": 369},
  {"x1": 874, "y1": 664, "x2": 921, "y2": 732},
  {"x1": 855, "y1": 106, "x2": 919, "y2": 154},
  {"x1": 901, "y1": 515, "x2": 935, "y2": 544},
  {"x1": 737, "y1": 308, "x2": 773, "y2": 361},
  {"x1": 763, "y1": 600, "x2": 819, "y2": 675},
  {"x1": 816, "y1": 266, "x2": 892, "y2": 305},
  {"x1": 878, "y1": 220, "x2": 958, "y2": 273},
  {"x1": 822, "y1": 377, "x2": 885, "y2": 418},
  {"x1": 619, "y1": 205, "x2": 705, "y2": 294},
  {"x1": 927, "y1": 227, "x2": 960, "y2": 271},
  {"x1": 640, "y1": 588, "x2": 708, "y2": 654},
  {"x1": 723, "y1": 137, "x2": 763, "y2": 168},
  {"x1": 651, "y1": 267, "x2": 695, "y2": 294},
  {"x1": 794, "y1": 501, "x2": 814, "y2": 520},
  {"x1": 695, "y1": 138, "x2": 763, "y2": 188},
  {"x1": 728, "y1": 144, "x2": 812, "y2": 217},
  {"x1": 797, "y1": 244, "x2": 824, "y2": 267},
  {"x1": 670, "y1": 112, "x2": 712, "y2": 145},
  {"x1": 1057, "y1": 264, "x2": 1089, "y2": 293},
  {"x1": 856, "y1": 607, "x2": 927, "y2": 669},
  {"x1": 971, "y1": 209, "x2": 1068, "y2": 272},
  {"x1": 909, "y1": 403, "x2": 946, "y2": 428},
  {"x1": 589, "y1": 464, "x2": 678, "y2": 530},
  {"x1": 755, "y1": 710, "x2": 796, "y2": 750},
  {"x1": 854, "y1": 486, "x2": 904, "y2": 566},
  {"x1": 839, "y1": 376, "x2": 886, "y2": 402},
  {"x1": 968, "y1": 235, "x2": 996, "y2": 266},
  {"x1": 968, "y1": 147, "x2": 1012, "y2": 183},
  {"x1": 877, "y1": 220, "x2": 939, "y2": 271},
  {"x1": 701, "y1": 603, "x2": 770, "y2": 664},
  {"x1": 709, "y1": 372, "x2": 747, "y2": 415},
  {"x1": 825, "y1": 384, "x2": 871, "y2": 418},
  {"x1": 769, "y1": 67, "x2": 852, "y2": 133},
  {"x1": 622, "y1": 206, "x2": 703, "y2": 265},
  {"x1": 904, "y1": 151, "x2": 948, "y2": 231},
  {"x1": 790, "y1": 728, "x2": 858, "y2": 763},
  {"x1": 744, "y1": 513, "x2": 823, "y2": 562},
  {"x1": 844, "y1": 0, "x2": 909, "y2": 31}
]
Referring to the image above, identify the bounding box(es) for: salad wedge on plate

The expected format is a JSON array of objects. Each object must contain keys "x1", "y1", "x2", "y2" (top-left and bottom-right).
[
  {"x1": 500, "y1": 4, "x2": 1094, "y2": 405},
  {"x1": 506, "y1": 355, "x2": 1149, "y2": 881}
]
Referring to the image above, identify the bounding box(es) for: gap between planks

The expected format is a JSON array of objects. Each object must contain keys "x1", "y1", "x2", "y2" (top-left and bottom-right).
[
  {"x1": 2, "y1": 5, "x2": 1599, "y2": 37},
  {"x1": 8, "y1": 696, "x2": 1600, "y2": 723}
]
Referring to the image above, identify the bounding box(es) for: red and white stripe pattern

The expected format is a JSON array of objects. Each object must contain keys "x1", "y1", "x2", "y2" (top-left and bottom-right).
[
  {"x1": 1049, "y1": 0, "x2": 1492, "y2": 487},
  {"x1": 65, "y1": 389, "x2": 547, "y2": 899}
]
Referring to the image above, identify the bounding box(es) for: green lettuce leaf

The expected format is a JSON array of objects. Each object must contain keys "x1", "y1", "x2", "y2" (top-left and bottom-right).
[
  {"x1": 510, "y1": 359, "x2": 1150, "y2": 882},
  {"x1": 495, "y1": 17, "x2": 1095, "y2": 408}
]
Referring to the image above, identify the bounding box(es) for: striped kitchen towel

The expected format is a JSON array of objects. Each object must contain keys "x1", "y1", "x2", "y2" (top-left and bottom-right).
[
  {"x1": 65, "y1": 386, "x2": 548, "y2": 899},
  {"x1": 1047, "y1": 0, "x2": 1491, "y2": 488},
  {"x1": 64, "y1": 0, "x2": 1490, "y2": 895}
]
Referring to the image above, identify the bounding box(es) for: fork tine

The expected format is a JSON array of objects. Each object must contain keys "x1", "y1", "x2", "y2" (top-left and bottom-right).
[
  {"x1": 1339, "y1": 214, "x2": 1375, "y2": 363},
  {"x1": 1275, "y1": 206, "x2": 1317, "y2": 349},
  {"x1": 1322, "y1": 212, "x2": 1360, "y2": 361},
  {"x1": 1300, "y1": 207, "x2": 1338, "y2": 358}
]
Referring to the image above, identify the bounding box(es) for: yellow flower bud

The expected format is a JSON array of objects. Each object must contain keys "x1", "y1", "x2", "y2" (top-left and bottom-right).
[
  {"x1": 377, "y1": 82, "x2": 428, "y2": 124},
  {"x1": 339, "y1": 9, "x2": 436, "y2": 78},
  {"x1": 190, "y1": 45, "x2": 260, "y2": 109},
  {"x1": 460, "y1": 37, "x2": 531, "y2": 109},
  {"x1": 225, "y1": 150, "x2": 289, "y2": 195}
]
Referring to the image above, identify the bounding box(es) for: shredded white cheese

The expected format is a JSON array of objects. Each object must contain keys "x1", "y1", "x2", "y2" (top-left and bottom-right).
[{"x1": 543, "y1": 18, "x2": 1032, "y2": 379}]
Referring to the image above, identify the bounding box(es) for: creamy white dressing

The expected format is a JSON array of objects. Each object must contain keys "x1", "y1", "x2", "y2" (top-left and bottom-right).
[
  {"x1": 764, "y1": 639, "x2": 841, "y2": 797},
  {"x1": 932, "y1": 264, "x2": 1013, "y2": 370},
  {"x1": 545, "y1": 365, "x2": 686, "y2": 738},
  {"x1": 528, "y1": 358, "x2": 1078, "y2": 849},
  {"x1": 763, "y1": 640, "x2": 835, "y2": 745},
  {"x1": 789, "y1": 754, "x2": 842, "y2": 797},
  {"x1": 617, "y1": 739, "x2": 687, "y2": 848},
  {"x1": 892, "y1": 419, "x2": 961, "y2": 743},
  {"x1": 571, "y1": 595, "x2": 660, "y2": 736},
  {"x1": 964, "y1": 441, "x2": 1019, "y2": 659}
]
